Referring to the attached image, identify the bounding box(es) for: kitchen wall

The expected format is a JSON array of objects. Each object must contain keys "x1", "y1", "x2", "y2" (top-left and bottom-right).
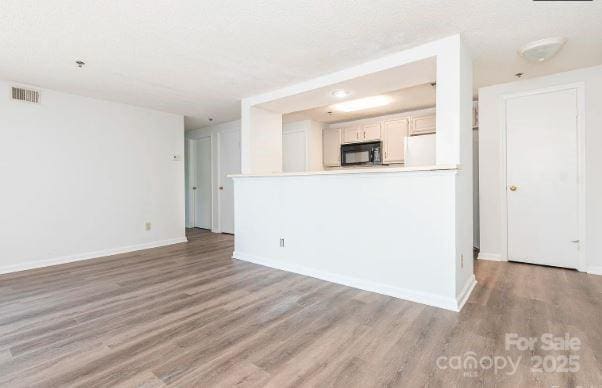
[
  {"x1": 0, "y1": 80, "x2": 186, "y2": 274},
  {"x1": 478, "y1": 65, "x2": 602, "y2": 274}
]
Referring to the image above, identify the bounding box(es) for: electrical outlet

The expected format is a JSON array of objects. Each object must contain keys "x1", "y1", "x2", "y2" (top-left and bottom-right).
[
  {"x1": 145, "y1": 222, "x2": 152, "y2": 231},
  {"x1": 279, "y1": 238, "x2": 285, "y2": 247},
  {"x1": 461, "y1": 254, "x2": 464, "y2": 268}
]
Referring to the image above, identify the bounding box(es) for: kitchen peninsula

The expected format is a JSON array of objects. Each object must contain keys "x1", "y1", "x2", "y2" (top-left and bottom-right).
[{"x1": 234, "y1": 35, "x2": 475, "y2": 311}]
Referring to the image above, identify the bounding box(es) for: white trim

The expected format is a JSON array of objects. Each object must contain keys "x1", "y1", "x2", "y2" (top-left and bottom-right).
[
  {"x1": 456, "y1": 274, "x2": 477, "y2": 311},
  {"x1": 587, "y1": 267, "x2": 602, "y2": 276},
  {"x1": 477, "y1": 253, "x2": 507, "y2": 262},
  {"x1": 233, "y1": 251, "x2": 472, "y2": 312},
  {"x1": 499, "y1": 83, "x2": 586, "y2": 271},
  {"x1": 0, "y1": 237, "x2": 188, "y2": 275}
]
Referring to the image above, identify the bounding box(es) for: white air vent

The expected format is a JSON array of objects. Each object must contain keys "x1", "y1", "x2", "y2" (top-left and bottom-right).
[{"x1": 11, "y1": 87, "x2": 40, "y2": 103}]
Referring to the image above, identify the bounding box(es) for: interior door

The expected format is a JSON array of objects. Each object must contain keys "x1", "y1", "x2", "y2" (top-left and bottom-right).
[
  {"x1": 506, "y1": 88, "x2": 579, "y2": 269},
  {"x1": 193, "y1": 137, "x2": 212, "y2": 229},
  {"x1": 283, "y1": 130, "x2": 306, "y2": 172},
  {"x1": 219, "y1": 129, "x2": 241, "y2": 234}
]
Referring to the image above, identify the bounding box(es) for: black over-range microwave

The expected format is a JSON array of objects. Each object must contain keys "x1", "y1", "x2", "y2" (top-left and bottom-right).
[{"x1": 341, "y1": 141, "x2": 382, "y2": 166}]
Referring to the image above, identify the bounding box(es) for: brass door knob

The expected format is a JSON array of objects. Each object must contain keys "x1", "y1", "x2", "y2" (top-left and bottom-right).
[{"x1": 509, "y1": 185, "x2": 518, "y2": 192}]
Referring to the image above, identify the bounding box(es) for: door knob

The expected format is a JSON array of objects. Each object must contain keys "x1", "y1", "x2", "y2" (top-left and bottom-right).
[
  {"x1": 509, "y1": 185, "x2": 518, "y2": 192},
  {"x1": 192, "y1": 187, "x2": 197, "y2": 190},
  {"x1": 219, "y1": 186, "x2": 224, "y2": 190}
]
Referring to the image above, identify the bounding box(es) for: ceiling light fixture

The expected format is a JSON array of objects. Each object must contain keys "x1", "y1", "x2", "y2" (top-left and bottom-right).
[
  {"x1": 75, "y1": 60, "x2": 86, "y2": 68},
  {"x1": 331, "y1": 89, "x2": 350, "y2": 98},
  {"x1": 519, "y1": 37, "x2": 567, "y2": 63},
  {"x1": 333, "y1": 95, "x2": 392, "y2": 112}
]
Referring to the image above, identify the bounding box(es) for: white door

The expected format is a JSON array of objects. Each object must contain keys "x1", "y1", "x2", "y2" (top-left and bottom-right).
[
  {"x1": 506, "y1": 88, "x2": 579, "y2": 269},
  {"x1": 323, "y1": 128, "x2": 341, "y2": 167},
  {"x1": 218, "y1": 129, "x2": 240, "y2": 234},
  {"x1": 283, "y1": 130, "x2": 306, "y2": 172},
  {"x1": 383, "y1": 119, "x2": 408, "y2": 163},
  {"x1": 192, "y1": 137, "x2": 212, "y2": 229}
]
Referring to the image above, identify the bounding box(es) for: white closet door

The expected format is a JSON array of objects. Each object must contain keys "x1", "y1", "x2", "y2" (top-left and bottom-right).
[
  {"x1": 506, "y1": 88, "x2": 579, "y2": 269},
  {"x1": 218, "y1": 129, "x2": 240, "y2": 234},
  {"x1": 193, "y1": 137, "x2": 212, "y2": 229}
]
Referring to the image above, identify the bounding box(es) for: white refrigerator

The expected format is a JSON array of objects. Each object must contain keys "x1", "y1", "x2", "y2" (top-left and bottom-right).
[{"x1": 404, "y1": 134, "x2": 436, "y2": 167}]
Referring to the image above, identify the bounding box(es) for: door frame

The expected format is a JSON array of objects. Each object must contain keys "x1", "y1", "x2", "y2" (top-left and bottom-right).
[
  {"x1": 186, "y1": 136, "x2": 214, "y2": 230},
  {"x1": 216, "y1": 127, "x2": 239, "y2": 234},
  {"x1": 498, "y1": 82, "x2": 586, "y2": 271}
]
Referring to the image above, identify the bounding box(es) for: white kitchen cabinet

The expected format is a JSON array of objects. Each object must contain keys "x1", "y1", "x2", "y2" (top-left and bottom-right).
[
  {"x1": 410, "y1": 114, "x2": 436, "y2": 136},
  {"x1": 323, "y1": 127, "x2": 341, "y2": 167},
  {"x1": 343, "y1": 126, "x2": 361, "y2": 143},
  {"x1": 362, "y1": 123, "x2": 381, "y2": 142},
  {"x1": 343, "y1": 124, "x2": 381, "y2": 143},
  {"x1": 383, "y1": 118, "x2": 409, "y2": 164}
]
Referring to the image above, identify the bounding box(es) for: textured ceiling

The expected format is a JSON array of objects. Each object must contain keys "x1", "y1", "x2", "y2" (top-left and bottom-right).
[{"x1": 1, "y1": 0, "x2": 601, "y2": 129}]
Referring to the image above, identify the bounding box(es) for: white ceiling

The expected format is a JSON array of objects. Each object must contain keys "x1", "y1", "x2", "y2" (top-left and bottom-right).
[{"x1": 1, "y1": 1, "x2": 601, "y2": 129}]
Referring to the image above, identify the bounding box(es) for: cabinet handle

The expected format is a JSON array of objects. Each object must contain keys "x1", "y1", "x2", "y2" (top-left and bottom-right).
[{"x1": 363, "y1": 131, "x2": 366, "y2": 139}]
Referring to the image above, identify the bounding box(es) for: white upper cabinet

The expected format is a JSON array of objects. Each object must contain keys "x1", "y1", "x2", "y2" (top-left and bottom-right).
[
  {"x1": 323, "y1": 127, "x2": 341, "y2": 167},
  {"x1": 410, "y1": 114, "x2": 436, "y2": 136},
  {"x1": 383, "y1": 118, "x2": 409, "y2": 164},
  {"x1": 342, "y1": 124, "x2": 381, "y2": 143},
  {"x1": 362, "y1": 123, "x2": 381, "y2": 142},
  {"x1": 342, "y1": 126, "x2": 361, "y2": 143}
]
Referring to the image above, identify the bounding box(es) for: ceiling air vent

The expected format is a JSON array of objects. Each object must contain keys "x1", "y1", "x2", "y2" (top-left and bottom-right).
[{"x1": 11, "y1": 86, "x2": 40, "y2": 103}]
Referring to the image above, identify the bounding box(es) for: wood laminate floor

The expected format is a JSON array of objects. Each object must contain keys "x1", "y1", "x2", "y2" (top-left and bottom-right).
[{"x1": 1, "y1": 229, "x2": 601, "y2": 387}]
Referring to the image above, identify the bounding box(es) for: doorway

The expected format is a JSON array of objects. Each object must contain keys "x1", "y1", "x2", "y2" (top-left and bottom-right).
[
  {"x1": 505, "y1": 87, "x2": 581, "y2": 269},
  {"x1": 188, "y1": 137, "x2": 212, "y2": 229}
]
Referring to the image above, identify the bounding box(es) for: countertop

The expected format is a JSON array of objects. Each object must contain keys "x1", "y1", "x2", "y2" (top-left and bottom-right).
[{"x1": 229, "y1": 164, "x2": 459, "y2": 178}]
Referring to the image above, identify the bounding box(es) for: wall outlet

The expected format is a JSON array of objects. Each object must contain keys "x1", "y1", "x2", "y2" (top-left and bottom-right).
[
  {"x1": 279, "y1": 238, "x2": 285, "y2": 247},
  {"x1": 145, "y1": 222, "x2": 152, "y2": 231}
]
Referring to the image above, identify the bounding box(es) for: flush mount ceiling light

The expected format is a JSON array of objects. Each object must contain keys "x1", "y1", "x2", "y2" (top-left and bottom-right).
[
  {"x1": 331, "y1": 89, "x2": 350, "y2": 98},
  {"x1": 333, "y1": 95, "x2": 392, "y2": 112},
  {"x1": 519, "y1": 37, "x2": 567, "y2": 63}
]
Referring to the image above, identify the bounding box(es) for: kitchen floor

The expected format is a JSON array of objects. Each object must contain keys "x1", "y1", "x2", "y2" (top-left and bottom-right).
[{"x1": 0, "y1": 229, "x2": 600, "y2": 387}]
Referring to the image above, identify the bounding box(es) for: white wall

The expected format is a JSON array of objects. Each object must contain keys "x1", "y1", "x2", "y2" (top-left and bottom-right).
[
  {"x1": 241, "y1": 106, "x2": 282, "y2": 174},
  {"x1": 478, "y1": 65, "x2": 602, "y2": 274},
  {"x1": 233, "y1": 170, "x2": 473, "y2": 311},
  {"x1": 0, "y1": 81, "x2": 186, "y2": 274},
  {"x1": 186, "y1": 120, "x2": 241, "y2": 232}
]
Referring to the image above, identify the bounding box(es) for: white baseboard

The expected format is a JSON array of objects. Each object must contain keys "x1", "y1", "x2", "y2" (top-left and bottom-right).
[
  {"x1": 233, "y1": 251, "x2": 469, "y2": 312},
  {"x1": 456, "y1": 274, "x2": 477, "y2": 311},
  {"x1": 0, "y1": 237, "x2": 188, "y2": 275},
  {"x1": 587, "y1": 266, "x2": 602, "y2": 276},
  {"x1": 477, "y1": 252, "x2": 507, "y2": 262}
]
